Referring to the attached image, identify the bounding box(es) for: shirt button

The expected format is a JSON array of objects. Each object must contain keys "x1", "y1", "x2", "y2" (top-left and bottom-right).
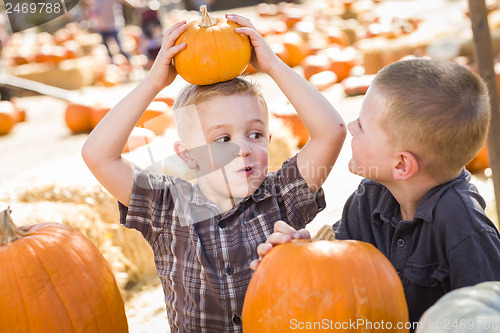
[
  {"x1": 397, "y1": 238, "x2": 405, "y2": 248},
  {"x1": 232, "y1": 314, "x2": 241, "y2": 325},
  {"x1": 218, "y1": 220, "x2": 226, "y2": 228},
  {"x1": 396, "y1": 270, "x2": 402, "y2": 279},
  {"x1": 225, "y1": 266, "x2": 234, "y2": 275}
]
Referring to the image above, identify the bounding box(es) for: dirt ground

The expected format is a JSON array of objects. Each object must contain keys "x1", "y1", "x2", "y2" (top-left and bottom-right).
[{"x1": 1, "y1": 0, "x2": 498, "y2": 332}]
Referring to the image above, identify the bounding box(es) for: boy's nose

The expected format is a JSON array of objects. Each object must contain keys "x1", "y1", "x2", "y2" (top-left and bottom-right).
[{"x1": 237, "y1": 140, "x2": 252, "y2": 157}]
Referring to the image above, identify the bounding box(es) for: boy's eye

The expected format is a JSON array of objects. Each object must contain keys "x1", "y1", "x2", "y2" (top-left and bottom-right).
[
  {"x1": 249, "y1": 132, "x2": 263, "y2": 139},
  {"x1": 215, "y1": 135, "x2": 230, "y2": 143}
]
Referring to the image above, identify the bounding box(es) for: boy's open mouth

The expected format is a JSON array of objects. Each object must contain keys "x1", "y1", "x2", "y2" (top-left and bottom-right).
[{"x1": 238, "y1": 166, "x2": 253, "y2": 173}]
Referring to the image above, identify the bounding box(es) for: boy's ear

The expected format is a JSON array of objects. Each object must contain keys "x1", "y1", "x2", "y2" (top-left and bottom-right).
[
  {"x1": 174, "y1": 141, "x2": 198, "y2": 170},
  {"x1": 392, "y1": 151, "x2": 418, "y2": 181}
]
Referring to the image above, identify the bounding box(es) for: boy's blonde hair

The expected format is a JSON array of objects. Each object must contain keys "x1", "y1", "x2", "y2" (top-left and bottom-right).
[
  {"x1": 173, "y1": 78, "x2": 268, "y2": 142},
  {"x1": 375, "y1": 58, "x2": 490, "y2": 180}
]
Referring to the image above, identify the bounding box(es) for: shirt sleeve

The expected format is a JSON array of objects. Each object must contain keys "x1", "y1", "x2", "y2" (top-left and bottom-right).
[
  {"x1": 448, "y1": 230, "x2": 500, "y2": 289},
  {"x1": 117, "y1": 164, "x2": 176, "y2": 244},
  {"x1": 272, "y1": 154, "x2": 326, "y2": 230}
]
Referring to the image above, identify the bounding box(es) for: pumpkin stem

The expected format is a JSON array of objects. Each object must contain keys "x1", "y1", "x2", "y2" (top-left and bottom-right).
[
  {"x1": 0, "y1": 207, "x2": 27, "y2": 246},
  {"x1": 198, "y1": 5, "x2": 217, "y2": 28}
]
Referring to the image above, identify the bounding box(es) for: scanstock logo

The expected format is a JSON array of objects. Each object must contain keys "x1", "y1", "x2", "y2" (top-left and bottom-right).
[{"x1": 3, "y1": 0, "x2": 79, "y2": 32}]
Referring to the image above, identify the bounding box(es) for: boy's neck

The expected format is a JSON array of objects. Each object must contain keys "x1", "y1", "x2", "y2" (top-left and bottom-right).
[
  {"x1": 196, "y1": 181, "x2": 240, "y2": 214},
  {"x1": 384, "y1": 170, "x2": 461, "y2": 221}
]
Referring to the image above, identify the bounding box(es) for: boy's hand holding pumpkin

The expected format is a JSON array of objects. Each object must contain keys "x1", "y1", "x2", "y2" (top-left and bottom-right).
[
  {"x1": 249, "y1": 221, "x2": 310, "y2": 270},
  {"x1": 146, "y1": 20, "x2": 187, "y2": 92},
  {"x1": 226, "y1": 14, "x2": 282, "y2": 76}
]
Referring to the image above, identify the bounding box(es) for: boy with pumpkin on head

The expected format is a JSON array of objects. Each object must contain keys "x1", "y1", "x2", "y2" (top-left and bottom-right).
[
  {"x1": 253, "y1": 58, "x2": 500, "y2": 329},
  {"x1": 82, "y1": 13, "x2": 346, "y2": 332}
]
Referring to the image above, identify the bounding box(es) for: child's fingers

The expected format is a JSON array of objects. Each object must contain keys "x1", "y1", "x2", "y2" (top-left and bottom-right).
[
  {"x1": 265, "y1": 232, "x2": 292, "y2": 246},
  {"x1": 273, "y1": 220, "x2": 297, "y2": 235},
  {"x1": 166, "y1": 43, "x2": 187, "y2": 58},
  {"x1": 249, "y1": 259, "x2": 261, "y2": 270},
  {"x1": 163, "y1": 20, "x2": 186, "y2": 37},
  {"x1": 257, "y1": 242, "x2": 274, "y2": 257},
  {"x1": 294, "y1": 229, "x2": 311, "y2": 239},
  {"x1": 226, "y1": 13, "x2": 257, "y2": 30},
  {"x1": 161, "y1": 21, "x2": 187, "y2": 48},
  {"x1": 233, "y1": 27, "x2": 261, "y2": 41}
]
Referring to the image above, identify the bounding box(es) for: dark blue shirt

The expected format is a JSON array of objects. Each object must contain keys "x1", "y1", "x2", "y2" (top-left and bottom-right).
[{"x1": 334, "y1": 169, "x2": 500, "y2": 328}]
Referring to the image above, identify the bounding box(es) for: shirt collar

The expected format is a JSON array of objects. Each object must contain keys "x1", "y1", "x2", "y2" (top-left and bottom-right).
[
  {"x1": 180, "y1": 179, "x2": 272, "y2": 208},
  {"x1": 371, "y1": 168, "x2": 470, "y2": 224},
  {"x1": 371, "y1": 185, "x2": 400, "y2": 226},
  {"x1": 413, "y1": 168, "x2": 470, "y2": 222}
]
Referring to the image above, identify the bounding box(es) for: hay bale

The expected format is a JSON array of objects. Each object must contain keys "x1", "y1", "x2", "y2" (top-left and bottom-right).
[
  {"x1": 1, "y1": 172, "x2": 158, "y2": 298},
  {"x1": 357, "y1": 21, "x2": 454, "y2": 74},
  {"x1": 269, "y1": 115, "x2": 299, "y2": 171},
  {"x1": 6, "y1": 56, "x2": 99, "y2": 90}
]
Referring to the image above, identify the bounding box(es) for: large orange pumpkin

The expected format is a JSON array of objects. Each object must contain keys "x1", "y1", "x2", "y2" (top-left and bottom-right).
[
  {"x1": 0, "y1": 208, "x2": 128, "y2": 333},
  {"x1": 173, "y1": 5, "x2": 251, "y2": 85},
  {"x1": 242, "y1": 239, "x2": 409, "y2": 332}
]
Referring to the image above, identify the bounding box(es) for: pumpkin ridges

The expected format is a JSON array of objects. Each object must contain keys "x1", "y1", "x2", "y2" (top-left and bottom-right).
[
  {"x1": 341, "y1": 243, "x2": 367, "y2": 320},
  {"x1": 48, "y1": 233, "x2": 104, "y2": 332},
  {"x1": 362, "y1": 241, "x2": 408, "y2": 326},
  {"x1": 2, "y1": 245, "x2": 32, "y2": 333},
  {"x1": 213, "y1": 26, "x2": 226, "y2": 81},
  {"x1": 52, "y1": 227, "x2": 126, "y2": 332},
  {"x1": 7, "y1": 236, "x2": 72, "y2": 333},
  {"x1": 21, "y1": 231, "x2": 96, "y2": 332},
  {"x1": 355, "y1": 242, "x2": 387, "y2": 327}
]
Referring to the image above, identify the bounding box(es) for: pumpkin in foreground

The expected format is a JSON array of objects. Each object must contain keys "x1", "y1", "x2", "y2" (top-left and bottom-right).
[
  {"x1": 242, "y1": 239, "x2": 409, "y2": 332},
  {"x1": 0, "y1": 208, "x2": 128, "y2": 333},
  {"x1": 416, "y1": 281, "x2": 500, "y2": 333},
  {"x1": 173, "y1": 5, "x2": 251, "y2": 85}
]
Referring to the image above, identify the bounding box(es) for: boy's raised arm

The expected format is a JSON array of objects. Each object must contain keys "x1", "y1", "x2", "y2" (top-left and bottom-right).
[
  {"x1": 227, "y1": 14, "x2": 346, "y2": 192},
  {"x1": 81, "y1": 21, "x2": 187, "y2": 206}
]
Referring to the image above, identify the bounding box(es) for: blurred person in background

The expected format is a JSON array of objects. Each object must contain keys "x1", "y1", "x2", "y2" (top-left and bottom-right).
[
  {"x1": 139, "y1": 9, "x2": 162, "y2": 69},
  {"x1": 87, "y1": 0, "x2": 137, "y2": 62}
]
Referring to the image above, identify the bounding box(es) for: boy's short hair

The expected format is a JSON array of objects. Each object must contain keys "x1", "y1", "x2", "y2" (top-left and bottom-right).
[
  {"x1": 173, "y1": 77, "x2": 268, "y2": 142},
  {"x1": 374, "y1": 58, "x2": 490, "y2": 179}
]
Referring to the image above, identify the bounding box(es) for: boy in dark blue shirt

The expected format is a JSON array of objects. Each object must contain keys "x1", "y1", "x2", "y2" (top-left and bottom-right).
[{"x1": 253, "y1": 59, "x2": 500, "y2": 329}]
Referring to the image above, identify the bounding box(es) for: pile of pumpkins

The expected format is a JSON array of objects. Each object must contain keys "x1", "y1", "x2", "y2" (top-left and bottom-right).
[
  {"x1": 161, "y1": 0, "x2": 421, "y2": 94},
  {"x1": 248, "y1": 0, "x2": 420, "y2": 93},
  {"x1": 64, "y1": 96, "x2": 175, "y2": 152},
  {"x1": 2, "y1": 22, "x2": 140, "y2": 88},
  {"x1": 0, "y1": 99, "x2": 26, "y2": 135},
  {"x1": 2, "y1": 24, "x2": 84, "y2": 67}
]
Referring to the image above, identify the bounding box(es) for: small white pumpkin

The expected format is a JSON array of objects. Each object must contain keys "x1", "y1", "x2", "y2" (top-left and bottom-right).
[{"x1": 417, "y1": 281, "x2": 500, "y2": 333}]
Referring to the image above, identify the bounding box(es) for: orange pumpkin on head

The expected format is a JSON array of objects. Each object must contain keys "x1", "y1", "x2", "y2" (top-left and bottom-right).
[{"x1": 173, "y1": 5, "x2": 251, "y2": 85}]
